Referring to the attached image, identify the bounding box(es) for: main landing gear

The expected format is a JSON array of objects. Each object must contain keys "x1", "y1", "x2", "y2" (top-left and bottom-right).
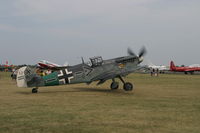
[
  {"x1": 110, "y1": 76, "x2": 133, "y2": 91},
  {"x1": 110, "y1": 79, "x2": 119, "y2": 90},
  {"x1": 32, "y1": 88, "x2": 38, "y2": 93}
]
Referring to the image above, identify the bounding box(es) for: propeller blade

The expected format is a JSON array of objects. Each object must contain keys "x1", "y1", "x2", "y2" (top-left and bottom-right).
[
  {"x1": 127, "y1": 48, "x2": 136, "y2": 56},
  {"x1": 138, "y1": 46, "x2": 147, "y2": 58}
]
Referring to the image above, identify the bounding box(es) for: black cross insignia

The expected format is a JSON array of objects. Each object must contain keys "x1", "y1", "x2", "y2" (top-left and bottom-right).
[{"x1": 58, "y1": 69, "x2": 74, "y2": 84}]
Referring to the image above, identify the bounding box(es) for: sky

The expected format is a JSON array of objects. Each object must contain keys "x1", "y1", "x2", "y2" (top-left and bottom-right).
[{"x1": 0, "y1": 0, "x2": 200, "y2": 66}]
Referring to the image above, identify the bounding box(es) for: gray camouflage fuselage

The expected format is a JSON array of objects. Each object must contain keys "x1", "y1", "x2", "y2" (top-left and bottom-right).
[{"x1": 23, "y1": 55, "x2": 141, "y2": 88}]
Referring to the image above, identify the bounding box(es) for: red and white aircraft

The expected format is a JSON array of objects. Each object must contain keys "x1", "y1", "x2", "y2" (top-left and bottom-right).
[
  {"x1": 170, "y1": 61, "x2": 200, "y2": 74},
  {"x1": 38, "y1": 60, "x2": 68, "y2": 70}
]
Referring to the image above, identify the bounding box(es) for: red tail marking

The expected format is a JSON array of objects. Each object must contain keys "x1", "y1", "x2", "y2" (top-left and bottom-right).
[{"x1": 170, "y1": 61, "x2": 176, "y2": 70}]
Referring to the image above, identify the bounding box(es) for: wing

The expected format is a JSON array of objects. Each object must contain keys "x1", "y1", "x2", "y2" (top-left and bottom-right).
[
  {"x1": 90, "y1": 72, "x2": 118, "y2": 85},
  {"x1": 92, "y1": 66, "x2": 144, "y2": 85}
]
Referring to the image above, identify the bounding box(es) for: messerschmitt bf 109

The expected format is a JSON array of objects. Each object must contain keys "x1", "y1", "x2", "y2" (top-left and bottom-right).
[{"x1": 16, "y1": 47, "x2": 146, "y2": 93}]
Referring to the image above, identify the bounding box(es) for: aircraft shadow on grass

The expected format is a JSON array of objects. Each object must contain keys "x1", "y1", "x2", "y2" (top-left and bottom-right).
[{"x1": 16, "y1": 87, "x2": 133, "y2": 95}]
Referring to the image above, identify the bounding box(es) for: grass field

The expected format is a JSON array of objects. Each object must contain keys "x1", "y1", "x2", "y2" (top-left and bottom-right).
[{"x1": 0, "y1": 72, "x2": 200, "y2": 133}]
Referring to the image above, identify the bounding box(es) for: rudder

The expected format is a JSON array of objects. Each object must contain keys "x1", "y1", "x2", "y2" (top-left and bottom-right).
[
  {"x1": 17, "y1": 66, "x2": 42, "y2": 88},
  {"x1": 170, "y1": 61, "x2": 176, "y2": 71}
]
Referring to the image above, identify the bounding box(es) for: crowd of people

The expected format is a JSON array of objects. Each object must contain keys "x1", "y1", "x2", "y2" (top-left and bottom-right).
[
  {"x1": 0, "y1": 65, "x2": 14, "y2": 72},
  {"x1": 150, "y1": 68, "x2": 160, "y2": 76},
  {"x1": 36, "y1": 69, "x2": 53, "y2": 76}
]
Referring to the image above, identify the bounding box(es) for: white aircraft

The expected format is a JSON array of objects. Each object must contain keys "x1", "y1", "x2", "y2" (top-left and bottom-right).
[{"x1": 146, "y1": 60, "x2": 169, "y2": 73}]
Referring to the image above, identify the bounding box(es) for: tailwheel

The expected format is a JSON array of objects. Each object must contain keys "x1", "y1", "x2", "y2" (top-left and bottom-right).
[
  {"x1": 111, "y1": 82, "x2": 119, "y2": 90},
  {"x1": 123, "y1": 82, "x2": 133, "y2": 91},
  {"x1": 32, "y1": 88, "x2": 38, "y2": 93}
]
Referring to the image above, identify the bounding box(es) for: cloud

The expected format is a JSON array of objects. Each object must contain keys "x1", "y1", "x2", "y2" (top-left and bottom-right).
[
  {"x1": 1, "y1": 0, "x2": 200, "y2": 65},
  {"x1": 11, "y1": 0, "x2": 200, "y2": 28},
  {"x1": 5, "y1": 0, "x2": 200, "y2": 38},
  {"x1": 0, "y1": 24, "x2": 22, "y2": 32},
  {"x1": 12, "y1": 0, "x2": 160, "y2": 20}
]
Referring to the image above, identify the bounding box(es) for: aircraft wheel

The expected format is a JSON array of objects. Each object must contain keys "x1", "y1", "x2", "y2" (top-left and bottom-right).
[
  {"x1": 32, "y1": 88, "x2": 38, "y2": 93},
  {"x1": 123, "y1": 82, "x2": 133, "y2": 91},
  {"x1": 111, "y1": 82, "x2": 119, "y2": 90},
  {"x1": 184, "y1": 72, "x2": 188, "y2": 74}
]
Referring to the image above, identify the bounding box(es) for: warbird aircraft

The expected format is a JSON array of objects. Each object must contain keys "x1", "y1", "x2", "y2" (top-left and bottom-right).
[
  {"x1": 38, "y1": 60, "x2": 68, "y2": 69},
  {"x1": 38, "y1": 60, "x2": 61, "y2": 69},
  {"x1": 16, "y1": 47, "x2": 146, "y2": 93},
  {"x1": 170, "y1": 61, "x2": 200, "y2": 74},
  {"x1": 148, "y1": 63, "x2": 169, "y2": 73}
]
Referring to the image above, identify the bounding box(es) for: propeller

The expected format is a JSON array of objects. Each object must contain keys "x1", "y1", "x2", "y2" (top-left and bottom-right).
[
  {"x1": 128, "y1": 46, "x2": 147, "y2": 63},
  {"x1": 138, "y1": 46, "x2": 147, "y2": 58},
  {"x1": 128, "y1": 47, "x2": 137, "y2": 56}
]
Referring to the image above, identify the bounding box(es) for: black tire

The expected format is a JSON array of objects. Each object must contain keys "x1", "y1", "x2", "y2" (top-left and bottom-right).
[
  {"x1": 184, "y1": 72, "x2": 188, "y2": 74},
  {"x1": 110, "y1": 82, "x2": 119, "y2": 90},
  {"x1": 32, "y1": 88, "x2": 38, "y2": 93},
  {"x1": 123, "y1": 82, "x2": 133, "y2": 91}
]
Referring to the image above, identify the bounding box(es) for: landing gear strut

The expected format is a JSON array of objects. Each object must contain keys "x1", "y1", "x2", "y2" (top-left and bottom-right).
[
  {"x1": 110, "y1": 76, "x2": 134, "y2": 91},
  {"x1": 118, "y1": 76, "x2": 133, "y2": 91},
  {"x1": 32, "y1": 88, "x2": 38, "y2": 93},
  {"x1": 110, "y1": 79, "x2": 119, "y2": 90}
]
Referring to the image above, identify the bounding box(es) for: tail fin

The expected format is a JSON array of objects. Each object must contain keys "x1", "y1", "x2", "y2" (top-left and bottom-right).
[
  {"x1": 17, "y1": 66, "x2": 28, "y2": 87},
  {"x1": 170, "y1": 61, "x2": 176, "y2": 70},
  {"x1": 17, "y1": 66, "x2": 41, "y2": 88}
]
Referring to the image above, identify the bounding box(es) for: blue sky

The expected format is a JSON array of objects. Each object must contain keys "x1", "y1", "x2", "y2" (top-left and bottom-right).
[{"x1": 0, "y1": 0, "x2": 200, "y2": 65}]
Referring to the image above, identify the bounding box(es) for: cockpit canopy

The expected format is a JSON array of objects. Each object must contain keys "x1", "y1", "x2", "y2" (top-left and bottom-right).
[{"x1": 90, "y1": 56, "x2": 103, "y2": 67}]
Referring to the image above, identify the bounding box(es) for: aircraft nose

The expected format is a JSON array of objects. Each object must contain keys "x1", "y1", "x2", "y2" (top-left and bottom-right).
[{"x1": 139, "y1": 57, "x2": 144, "y2": 63}]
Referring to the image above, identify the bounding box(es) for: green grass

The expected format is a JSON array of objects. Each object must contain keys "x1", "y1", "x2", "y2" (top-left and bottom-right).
[{"x1": 0, "y1": 72, "x2": 200, "y2": 133}]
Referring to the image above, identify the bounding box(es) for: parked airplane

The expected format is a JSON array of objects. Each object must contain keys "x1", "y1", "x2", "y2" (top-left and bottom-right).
[
  {"x1": 170, "y1": 61, "x2": 200, "y2": 74},
  {"x1": 147, "y1": 63, "x2": 169, "y2": 73},
  {"x1": 16, "y1": 47, "x2": 146, "y2": 93},
  {"x1": 38, "y1": 60, "x2": 68, "y2": 70},
  {"x1": 0, "y1": 61, "x2": 14, "y2": 72}
]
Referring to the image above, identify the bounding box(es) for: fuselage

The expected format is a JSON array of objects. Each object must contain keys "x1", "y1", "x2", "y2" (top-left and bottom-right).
[{"x1": 171, "y1": 66, "x2": 200, "y2": 72}]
